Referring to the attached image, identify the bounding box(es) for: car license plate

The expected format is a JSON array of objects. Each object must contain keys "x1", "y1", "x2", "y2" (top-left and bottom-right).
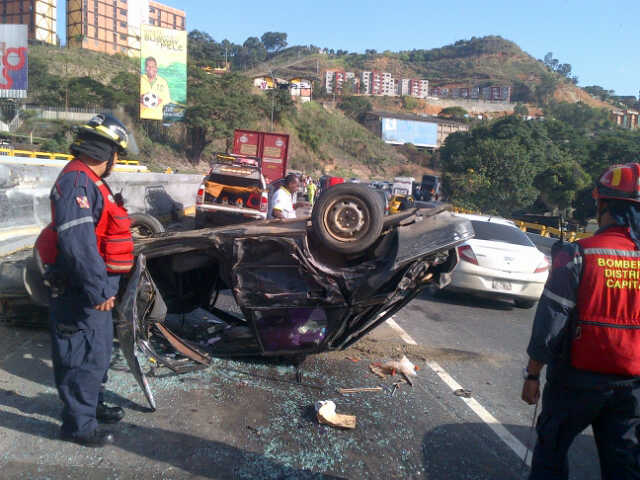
[{"x1": 492, "y1": 280, "x2": 512, "y2": 291}]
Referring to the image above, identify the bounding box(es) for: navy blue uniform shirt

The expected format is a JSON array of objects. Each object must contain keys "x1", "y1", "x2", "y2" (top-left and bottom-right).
[{"x1": 51, "y1": 169, "x2": 119, "y2": 307}]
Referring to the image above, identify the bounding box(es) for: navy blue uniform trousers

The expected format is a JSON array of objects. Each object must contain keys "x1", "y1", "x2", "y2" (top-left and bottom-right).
[
  {"x1": 50, "y1": 290, "x2": 114, "y2": 437},
  {"x1": 530, "y1": 379, "x2": 640, "y2": 480}
]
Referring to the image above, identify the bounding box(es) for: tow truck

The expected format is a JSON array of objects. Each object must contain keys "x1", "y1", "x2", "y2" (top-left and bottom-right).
[
  {"x1": 195, "y1": 153, "x2": 269, "y2": 227},
  {"x1": 389, "y1": 176, "x2": 416, "y2": 214}
]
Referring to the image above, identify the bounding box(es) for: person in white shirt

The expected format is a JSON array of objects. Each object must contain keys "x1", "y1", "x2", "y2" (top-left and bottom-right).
[{"x1": 270, "y1": 174, "x2": 300, "y2": 219}]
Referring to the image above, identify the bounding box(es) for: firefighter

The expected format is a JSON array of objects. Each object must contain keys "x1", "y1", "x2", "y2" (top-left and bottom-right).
[
  {"x1": 35, "y1": 114, "x2": 136, "y2": 447},
  {"x1": 523, "y1": 163, "x2": 640, "y2": 479}
]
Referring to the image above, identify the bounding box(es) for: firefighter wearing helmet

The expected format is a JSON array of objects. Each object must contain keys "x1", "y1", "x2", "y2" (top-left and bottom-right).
[
  {"x1": 35, "y1": 114, "x2": 137, "y2": 447},
  {"x1": 523, "y1": 163, "x2": 640, "y2": 479}
]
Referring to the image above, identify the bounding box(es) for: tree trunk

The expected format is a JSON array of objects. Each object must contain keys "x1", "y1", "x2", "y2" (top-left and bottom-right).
[{"x1": 186, "y1": 127, "x2": 211, "y2": 165}]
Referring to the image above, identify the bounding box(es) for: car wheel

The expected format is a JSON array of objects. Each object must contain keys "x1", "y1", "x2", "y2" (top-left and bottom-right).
[
  {"x1": 514, "y1": 298, "x2": 536, "y2": 309},
  {"x1": 130, "y1": 213, "x2": 165, "y2": 239},
  {"x1": 311, "y1": 183, "x2": 383, "y2": 254}
]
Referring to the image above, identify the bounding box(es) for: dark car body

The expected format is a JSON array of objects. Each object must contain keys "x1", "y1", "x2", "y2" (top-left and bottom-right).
[
  {"x1": 0, "y1": 206, "x2": 473, "y2": 410},
  {"x1": 420, "y1": 175, "x2": 441, "y2": 201}
]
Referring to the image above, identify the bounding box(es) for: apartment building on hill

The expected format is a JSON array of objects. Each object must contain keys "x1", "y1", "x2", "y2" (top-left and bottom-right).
[
  {"x1": 0, "y1": 0, "x2": 57, "y2": 44},
  {"x1": 66, "y1": 0, "x2": 185, "y2": 56},
  {"x1": 324, "y1": 69, "x2": 429, "y2": 98}
]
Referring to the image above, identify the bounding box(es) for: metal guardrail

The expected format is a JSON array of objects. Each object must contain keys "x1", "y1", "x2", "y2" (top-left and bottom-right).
[
  {"x1": 452, "y1": 207, "x2": 593, "y2": 241},
  {"x1": 0, "y1": 148, "x2": 141, "y2": 165}
]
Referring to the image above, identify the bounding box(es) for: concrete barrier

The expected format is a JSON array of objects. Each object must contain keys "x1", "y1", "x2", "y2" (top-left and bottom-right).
[{"x1": 0, "y1": 163, "x2": 203, "y2": 253}]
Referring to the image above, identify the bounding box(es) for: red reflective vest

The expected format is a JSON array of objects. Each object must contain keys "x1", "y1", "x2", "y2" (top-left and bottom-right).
[
  {"x1": 573, "y1": 226, "x2": 640, "y2": 376},
  {"x1": 35, "y1": 159, "x2": 134, "y2": 274}
]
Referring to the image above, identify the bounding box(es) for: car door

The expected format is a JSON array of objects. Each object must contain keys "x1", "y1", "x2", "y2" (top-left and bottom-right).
[{"x1": 113, "y1": 255, "x2": 157, "y2": 411}]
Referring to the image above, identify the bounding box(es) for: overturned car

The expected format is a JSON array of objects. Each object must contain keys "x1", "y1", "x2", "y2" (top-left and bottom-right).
[{"x1": 0, "y1": 184, "x2": 473, "y2": 410}]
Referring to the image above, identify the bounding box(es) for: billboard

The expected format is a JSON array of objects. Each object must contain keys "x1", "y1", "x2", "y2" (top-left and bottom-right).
[
  {"x1": 140, "y1": 25, "x2": 187, "y2": 122},
  {"x1": 381, "y1": 117, "x2": 438, "y2": 148},
  {"x1": 0, "y1": 25, "x2": 28, "y2": 99}
]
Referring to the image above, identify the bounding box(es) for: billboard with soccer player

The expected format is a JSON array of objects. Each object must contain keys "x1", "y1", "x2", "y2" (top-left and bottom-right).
[{"x1": 140, "y1": 25, "x2": 187, "y2": 122}]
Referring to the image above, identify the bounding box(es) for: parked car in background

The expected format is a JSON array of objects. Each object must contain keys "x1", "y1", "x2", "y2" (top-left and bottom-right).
[
  {"x1": 195, "y1": 153, "x2": 268, "y2": 227},
  {"x1": 373, "y1": 188, "x2": 391, "y2": 215},
  {"x1": 389, "y1": 177, "x2": 416, "y2": 214},
  {"x1": 318, "y1": 175, "x2": 345, "y2": 195},
  {"x1": 447, "y1": 214, "x2": 550, "y2": 308},
  {"x1": 419, "y1": 175, "x2": 441, "y2": 201}
]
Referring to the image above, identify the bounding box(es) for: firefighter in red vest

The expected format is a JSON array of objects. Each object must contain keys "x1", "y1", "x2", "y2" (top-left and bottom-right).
[
  {"x1": 523, "y1": 163, "x2": 640, "y2": 479},
  {"x1": 35, "y1": 114, "x2": 136, "y2": 447}
]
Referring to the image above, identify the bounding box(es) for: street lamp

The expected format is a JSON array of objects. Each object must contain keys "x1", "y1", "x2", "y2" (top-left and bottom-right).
[{"x1": 269, "y1": 68, "x2": 275, "y2": 132}]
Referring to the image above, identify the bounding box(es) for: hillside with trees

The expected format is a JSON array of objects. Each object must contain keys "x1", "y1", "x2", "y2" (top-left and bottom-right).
[{"x1": 440, "y1": 102, "x2": 640, "y2": 223}]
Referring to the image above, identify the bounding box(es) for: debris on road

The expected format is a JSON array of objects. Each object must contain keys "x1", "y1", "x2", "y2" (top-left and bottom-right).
[
  {"x1": 316, "y1": 400, "x2": 357, "y2": 429},
  {"x1": 346, "y1": 356, "x2": 360, "y2": 363},
  {"x1": 338, "y1": 386, "x2": 383, "y2": 394},
  {"x1": 369, "y1": 355, "x2": 419, "y2": 385},
  {"x1": 369, "y1": 363, "x2": 387, "y2": 379},
  {"x1": 453, "y1": 388, "x2": 473, "y2": 398}
]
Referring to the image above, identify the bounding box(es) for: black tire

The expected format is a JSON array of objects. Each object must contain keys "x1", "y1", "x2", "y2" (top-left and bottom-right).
[
  {"x1": 514, "y1": 298, "x2": 536, "y2": 309},
  {"x1": 194, "y1": 211, "x2": 207, "y2": 229},
  {"x1": 311, "y1": 183, "x2": 383, "y2": 254},
  {"x1": 130, "y1": 213, "x2": 165, "y2": 238}
]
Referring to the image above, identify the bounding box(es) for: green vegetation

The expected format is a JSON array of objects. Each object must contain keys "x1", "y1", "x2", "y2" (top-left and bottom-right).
[
  {"x1": 542, "y1": 52, "x2": 578, "y2": 84},
  {"x1": 440, "y1": 103, "x2": 640, "y2": 222},
  {"x1": 184, "y1": 70, "x2": 262, "y2": 164},
  {"x1": 284, "y1": 102, "x2": 405, "y2": 175},
  {"x1": 188, "y1": 30, "x2": 292, "y2": 70},
  {"x1": 438, "y1": 106, "x2": 468, "y2": 120},
  {"x1": 338, "y1": 96, "x2": 372, "y2": 121},
  {"x1": 401, "y1": 96, "x2": 420, "y2": 111}
]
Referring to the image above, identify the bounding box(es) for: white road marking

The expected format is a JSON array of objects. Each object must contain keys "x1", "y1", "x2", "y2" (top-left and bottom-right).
[{"x1": 386, "y1": 317, "x2": 532, "y2": 467}]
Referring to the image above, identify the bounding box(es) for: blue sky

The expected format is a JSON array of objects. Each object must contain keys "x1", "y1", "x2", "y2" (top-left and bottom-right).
[{"x1": 57, "y1": 0, "x2": 638, "y2": 96}]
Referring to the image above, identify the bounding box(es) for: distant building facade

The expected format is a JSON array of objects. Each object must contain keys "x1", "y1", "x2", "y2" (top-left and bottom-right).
[
  {"x1": 66, "y1": 0, "x2": 185, "y2": 56},
  {"x1": 289, "y1": 77, "x2": 312, "y2": 103},
  {"x1": 611, "y1": 109, "x2": 639, "y2": 130},
  {"x1": 1, "y1": 0, "x2": 56, "y2": 44},
  {"x1": 148, "y1": 1, "x2": 184, "y2": 29},
  {"x1": 253, "y1": 76, "x2": 312, "y2": 103},
  {"x1": 431, "y1": 84, "x2": 511, "y2": 102},
  {"x1": 325, "y1": 69, "x2": 429, "y2": 98},
  {"x1": 324, "y1": 69, "x2": 345, "y2": 95}
]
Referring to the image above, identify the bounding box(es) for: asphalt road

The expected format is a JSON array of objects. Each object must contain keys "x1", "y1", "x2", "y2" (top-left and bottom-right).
[
  {"x1": 0, "y1": 287, "x2": 603, "y2": 479},
  {"x1": 393, "y1": 287, "x2": 602, "y2": 480}
]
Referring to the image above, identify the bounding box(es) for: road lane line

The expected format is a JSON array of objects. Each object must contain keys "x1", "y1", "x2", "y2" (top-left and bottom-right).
[{"x1": 386, "y1": 317, "x2": 532, "y2": 467}]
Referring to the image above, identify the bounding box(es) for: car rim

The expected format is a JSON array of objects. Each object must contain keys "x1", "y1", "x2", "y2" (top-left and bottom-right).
[
  {"x1": 132, "y1": 224, "x2": 154, "y2": 239},
  {"x1": 323, "y1": 195, "x2": 369, "y2": 242}
]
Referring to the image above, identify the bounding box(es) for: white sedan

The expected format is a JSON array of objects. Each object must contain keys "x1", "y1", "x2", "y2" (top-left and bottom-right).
[{"x1": 447, "y1": 214, "x2": 550, "y2": 308}]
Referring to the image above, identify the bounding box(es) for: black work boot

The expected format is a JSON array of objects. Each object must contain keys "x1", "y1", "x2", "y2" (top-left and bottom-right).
[
  {"x1": 96, "y1": 402, "x2": 125, "y2": 424},
  {"x1": 61, "y1": 428, "x2": 114, "y2": 448}
]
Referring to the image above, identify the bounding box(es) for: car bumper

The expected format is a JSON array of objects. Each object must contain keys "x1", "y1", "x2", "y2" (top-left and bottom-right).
[{"x1": 449, "y1": 269, "x2": 546, "y2": 301}]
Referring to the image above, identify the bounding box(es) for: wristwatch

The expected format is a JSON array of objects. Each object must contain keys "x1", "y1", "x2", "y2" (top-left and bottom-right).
[{"x1": 523, "y1": 367, "x2": 540, "y2": 381}]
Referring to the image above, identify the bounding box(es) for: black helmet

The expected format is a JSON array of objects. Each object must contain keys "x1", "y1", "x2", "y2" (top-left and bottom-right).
[{"x1": 75, "y1": 113, "x2": 131, "y2": 155}]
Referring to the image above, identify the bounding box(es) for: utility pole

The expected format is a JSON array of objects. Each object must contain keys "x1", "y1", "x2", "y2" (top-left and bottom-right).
[{"x1": 270, "y1": 68, "x2": 275, "y2": 131}]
